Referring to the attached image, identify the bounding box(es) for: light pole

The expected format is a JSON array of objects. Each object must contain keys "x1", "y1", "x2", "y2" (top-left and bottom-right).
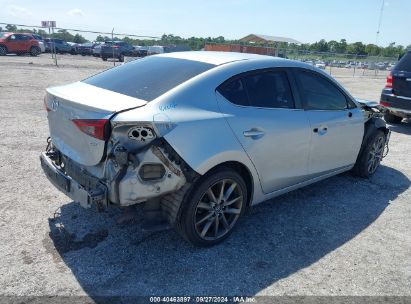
[{"x1": 376, "y1": 0, "x2": 385, "y2": 46}]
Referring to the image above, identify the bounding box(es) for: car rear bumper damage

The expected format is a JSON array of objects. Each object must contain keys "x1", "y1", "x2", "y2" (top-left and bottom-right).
[
  {"x1": 381, "y1": 91, "x2": 411, "y2": 117},
  {"x1": 40, "y1": 151, "x2": 108, "y2": 209},
  {"x1": 40, "y1": 138, "x2": 194, "y2": 211}
]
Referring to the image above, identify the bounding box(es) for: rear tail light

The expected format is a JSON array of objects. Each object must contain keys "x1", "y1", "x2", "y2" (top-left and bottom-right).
[
  {"x1": 113, "y1": 45, "x2": 119, "y2": 49},
  {"x1": 385, "y1": 73, "x2": 393, "y2": 88},
  {"x1": 72, "y1": 119, "x2": 109, "y2": 140},
  {"x1": 380, "y1": 101, "x2": 391, "y2": 107}
]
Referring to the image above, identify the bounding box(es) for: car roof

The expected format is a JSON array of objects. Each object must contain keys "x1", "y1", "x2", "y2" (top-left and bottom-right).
[{"x1": 158, "y1": 51, "x2": 282, "y2": 65}]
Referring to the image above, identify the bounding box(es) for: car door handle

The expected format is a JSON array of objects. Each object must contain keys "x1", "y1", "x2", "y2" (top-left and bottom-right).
[
  {"x1": 313, "y1": 126, "x2": 328, "y2": 135},
  {"x1": 243, "y1": 129, "x2": 265, "y2": 139}
]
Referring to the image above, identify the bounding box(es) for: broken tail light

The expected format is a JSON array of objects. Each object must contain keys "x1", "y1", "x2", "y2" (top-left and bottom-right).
[{"x1": 72, "y1": 119, "x2": 109, "y2": 141}]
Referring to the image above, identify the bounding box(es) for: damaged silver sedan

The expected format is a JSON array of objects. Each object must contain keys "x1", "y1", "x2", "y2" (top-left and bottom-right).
[{"x1": 41, "y1": 51, "x2": 390, "y2": 246}]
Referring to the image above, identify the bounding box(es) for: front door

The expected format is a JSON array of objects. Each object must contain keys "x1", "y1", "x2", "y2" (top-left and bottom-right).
[{"x1": 293, "y1": 69, "x2": 364, "y2": 176}]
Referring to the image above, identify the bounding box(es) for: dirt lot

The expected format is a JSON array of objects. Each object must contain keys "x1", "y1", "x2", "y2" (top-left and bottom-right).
[{"x1": 0, "y1": 54, "x2": 410, "y2": 300}]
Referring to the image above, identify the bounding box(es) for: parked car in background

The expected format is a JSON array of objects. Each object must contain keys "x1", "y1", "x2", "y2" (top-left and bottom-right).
[
  {"x1": 147, "y1": 45, "x2": 165, "y2": 55},
  {"x1": 0, "y1": 32, "x2": 41, "y2": 56},
  {"x1": 67, "y1": 42, "x2": 79, "y2": 55},
  {"x1": 133, "y1": 46, "x2": 148, "y2": 57},
  {"x1": 31, "y1": 34, "x2": 45, "y2": 53},
  {"x1": 41, "y1": 52, "x2": 390, "y2": 246},
  {"x1": 380, "y1": 51, "x2": 411, "y2": 123},
  {"x1": 315, "y1": 61, "x2": 326, "y2": 69},
  {"x1": 92, "y1": 43, "x2": 102, "y2": 57},
  {"x1": 77, "y1": 42, "x2": 96, "y2": 56},
  {"x1": 100, "y1": 41, "x2": 135, "y2": 62},
  {"x1": 44, "y1": 38, "x2": 76, "y2": 54}
]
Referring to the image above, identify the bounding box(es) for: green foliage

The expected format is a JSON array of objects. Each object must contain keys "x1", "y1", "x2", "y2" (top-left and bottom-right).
[
  {"x1": 5, "y1": 24, "x2": 17, "y2": 31},
  {"x1": 2, "y1": 24, "x2": 408, "y2": 58}
]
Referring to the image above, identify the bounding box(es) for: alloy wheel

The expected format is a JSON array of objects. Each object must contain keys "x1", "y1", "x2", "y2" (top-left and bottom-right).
[
  {"x1": 367, "y1": 136, "x2": 385, "y2": 174},
  {"x1": 194, "y1": 178, "x2": 243, "y2": 241}
]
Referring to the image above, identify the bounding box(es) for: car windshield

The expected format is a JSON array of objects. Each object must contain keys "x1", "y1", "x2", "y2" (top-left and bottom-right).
[{"x1": 83, "y1": 56, "x2": 215, "y2": 101}]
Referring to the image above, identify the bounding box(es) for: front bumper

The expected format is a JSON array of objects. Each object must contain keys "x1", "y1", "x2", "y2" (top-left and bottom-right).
[{"x1": 40, "y1": 152, "x2": 107, "y2": 209}]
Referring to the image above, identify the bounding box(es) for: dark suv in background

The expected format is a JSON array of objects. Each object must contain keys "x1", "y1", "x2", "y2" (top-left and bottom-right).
[
  {"x1": 381, "y1": 51, "x2": 411, "y2": 123},
  {"x1": 100, "y1": 41, "x2": 135, "y2": 62},
  {"x1": 44, "y1": 38, "x2": 76, "y2": 54}
]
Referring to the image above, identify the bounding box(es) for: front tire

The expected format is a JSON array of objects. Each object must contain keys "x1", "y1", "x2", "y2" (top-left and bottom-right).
[
  {"x1": 353, "y1": 130, "x2": 386, "y2": 178},
  {"x1": 30, "y1": 46, "x2": 40, "y2": 57},
  {"x1": 176, "y1": 168, "x2": 247, "y2": 246},
  {"x1": 119, "y1": 54, "x2": 125, "y2": 62},
  {"x1": 384, "y1": 112, "x2": 402, "y2": 124},
  {"x1": 102, "y1": 56, "x2": 107, "y2": 61},
  {"x1": 0, "y1": 45, "x2": 7, "y2": 56}
]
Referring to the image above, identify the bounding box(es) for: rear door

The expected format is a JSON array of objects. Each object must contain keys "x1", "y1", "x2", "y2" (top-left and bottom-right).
[
  {"x1": 392, "y1": 52, "x2": 411, "y2": 98},
  {"x1": 19, "y1": 34, "x2": 32, "y2": 52},
  {"x1": 6, "y1": 34, "x2": 24, "y2": 52},
  {"x1": 292, "y1": 68, "x2": 364, "y2": 176},
  {"x1": 217, "y1": 69, "x2": 311, "y2": 194}
]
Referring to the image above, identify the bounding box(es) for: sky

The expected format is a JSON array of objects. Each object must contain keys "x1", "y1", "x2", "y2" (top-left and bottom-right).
[{"x1": 0, "y1": 0, "x2": 409, "y2": 46}]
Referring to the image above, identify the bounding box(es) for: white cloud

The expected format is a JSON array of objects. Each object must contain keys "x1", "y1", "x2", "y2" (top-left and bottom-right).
[
  {"x1": 67, "y1": 8, "x2": 84, "y2": 17},
  {"x1": 6, "y1": 5, "x2": 32, "y2": 18}
]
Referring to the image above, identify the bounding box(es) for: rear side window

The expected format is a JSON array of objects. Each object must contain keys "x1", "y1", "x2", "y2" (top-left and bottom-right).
[
  {"x1": 218, "y1": 70, "x2": 295, "y2": 109},
  {"x1": 218, "y1": 78, "x2": 249, "y2": 106},
  {"x1": 83, "y1": 56, "x2": 215, "y2": 101},
  {"x1": 244, "y1": 71, "x2": 294, "y2": 108},
  {"x1": 294, "y1": 70, "x2": 348, "y2": 110},
  {"x1": 395, "y1": 52, "x2": 411, "y2": 71}
]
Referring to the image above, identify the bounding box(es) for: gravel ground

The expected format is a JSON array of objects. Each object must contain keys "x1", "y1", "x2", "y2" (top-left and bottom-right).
[{"x1": 0, "y1": 54, "x2": 410, "y2": 300}]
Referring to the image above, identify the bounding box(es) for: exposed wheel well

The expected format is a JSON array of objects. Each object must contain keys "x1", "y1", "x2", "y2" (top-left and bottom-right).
[{"x1": 205, "y1": 161, "x2": 254, "y2": 207}]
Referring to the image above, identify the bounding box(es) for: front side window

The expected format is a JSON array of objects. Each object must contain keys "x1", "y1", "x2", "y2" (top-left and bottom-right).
[
  {"x1": 295, "y1": 70, "x2": 348, "y2": 110},
  {"x1": 218, "y1": 70, "x2": 295, "y2": 109}
]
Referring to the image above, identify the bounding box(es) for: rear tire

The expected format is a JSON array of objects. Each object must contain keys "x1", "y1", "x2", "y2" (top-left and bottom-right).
[
  {"x1": 0, "y1": 45, "x2": 7, "y2": 56},
  {"x1": 30, "y1": 46, "x2": 41, "y2": 57},
  {"x1": 384, "y1": 112, "x2": 402, "y2": 124},
  {"x1": 176, "y1": 167, "x2": 247, "y2": 247},
  {"x1": 352, "y1": 130, "x2": 386, "y2": 178},
  {"x1": 119, "y1": 54, "x2": 125, "y2": 62},
  {"x1": 102, "y1": 57, "x2": 107, "y2": 61}
]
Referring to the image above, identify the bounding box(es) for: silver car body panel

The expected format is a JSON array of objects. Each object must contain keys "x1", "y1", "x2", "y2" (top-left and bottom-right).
[
  {"x1": 44, "y1": 51, "x2": 365, "y2": 207},
  {"x1": 113, "y1": 53, "x2": 364, "y2": 205},
  {"x1": 46, "y1": 82, "x2": 146, "y2": 165}
]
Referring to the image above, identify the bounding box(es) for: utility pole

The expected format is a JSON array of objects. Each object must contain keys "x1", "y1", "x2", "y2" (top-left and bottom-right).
[
  {"x1": 376, "y1": 0, "x2": 385, "y2": 46},
  {"x1": 112, "y1": 28, "x2": 115, "y2": 66}
]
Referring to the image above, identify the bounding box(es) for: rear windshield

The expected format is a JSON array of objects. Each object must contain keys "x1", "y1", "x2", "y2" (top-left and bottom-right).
[
  {"x1": 83, "y1": 56, "x2": 216, "y2": 101},
  {"x1": 0, "y1": 32, "x2": 8, "y2": 38},
  {"x1": 395, "y1": 52, "x2": 411, "y2": 71}
]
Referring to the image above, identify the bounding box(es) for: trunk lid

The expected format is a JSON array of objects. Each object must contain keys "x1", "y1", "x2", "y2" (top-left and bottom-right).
[
  {"x1": 46, "y1": 82, "x2": 146, "y2": 166},
  {"x1": 392, "y1": 52, "x2": 411, "y2": 98},
  {"x1": 392, "y1": 70, "x2": 411, "y2": 98}
]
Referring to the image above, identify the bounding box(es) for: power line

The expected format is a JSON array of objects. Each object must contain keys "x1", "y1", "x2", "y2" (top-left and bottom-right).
[{"x1": 0, "y1": 22, "x2": 160, "y2": 39}]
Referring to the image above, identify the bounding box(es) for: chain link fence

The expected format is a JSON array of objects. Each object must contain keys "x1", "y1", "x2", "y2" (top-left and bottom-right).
[{"x1": 282, "y1": 49, "x2": 397, "y2": 78}]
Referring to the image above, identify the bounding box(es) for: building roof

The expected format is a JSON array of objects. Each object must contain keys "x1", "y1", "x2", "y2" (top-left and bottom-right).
[{"x1": 239, "y1": 34, "x2": 301, "y2": 45}]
